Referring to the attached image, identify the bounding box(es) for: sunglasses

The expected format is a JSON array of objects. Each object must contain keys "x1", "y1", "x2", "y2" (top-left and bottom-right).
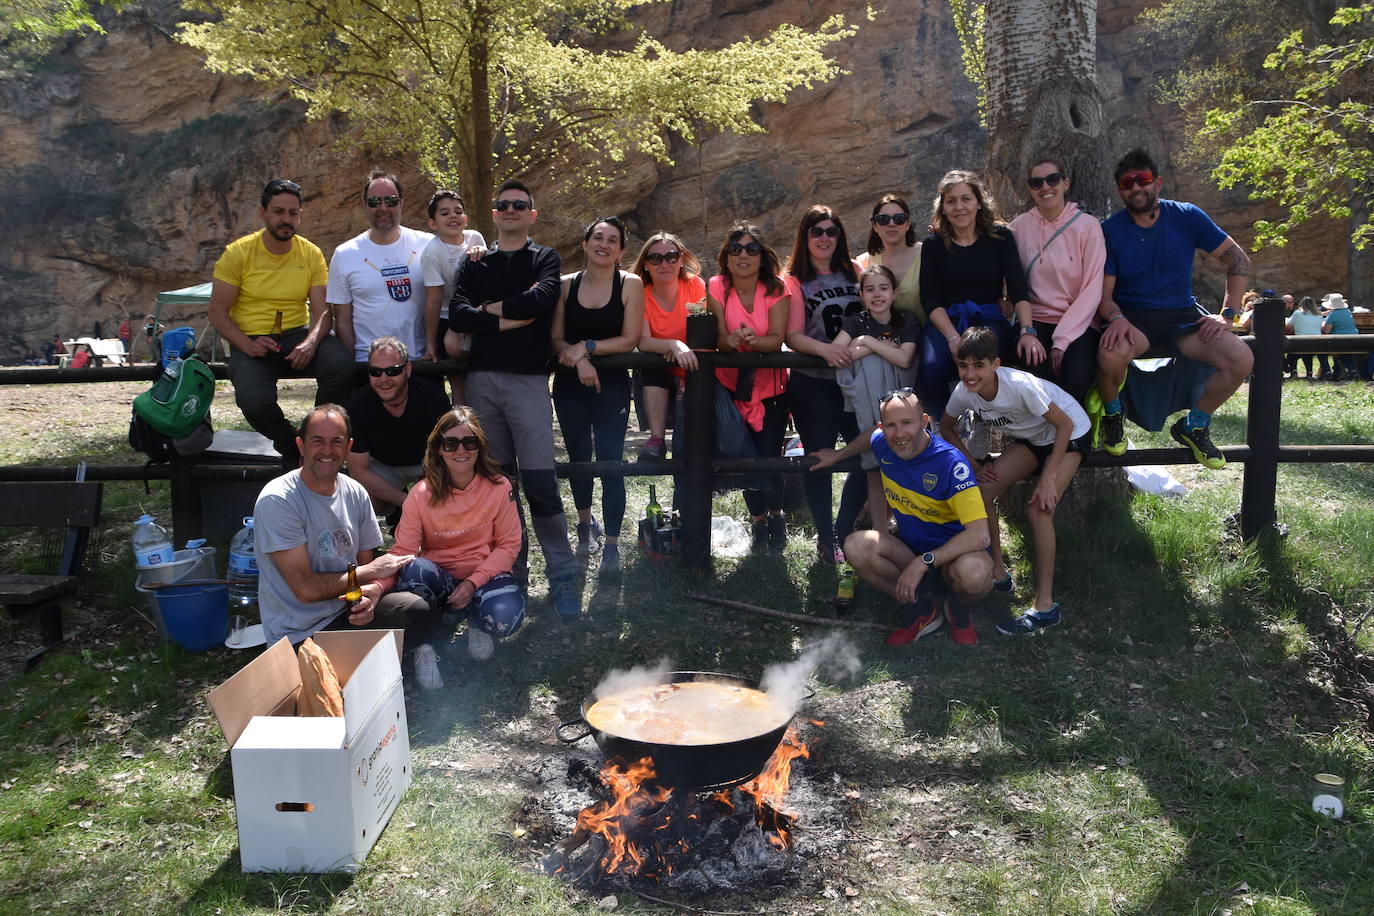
[
  {"x1": 872, "y1": 213, "x2": 909, "y2": 226},
  {"x1": 645, "y1": 250, "x2": 682, "y2": 266},
  {"x1": 1117, "y1": 171, "x2": 1156, "y2": 191},
  {"x1": 808, "y1": 224, "x2": 841, "y2": 238},
  {"x1": 493, "y1": 199, "x2": 532, "y2": 212},
  {"x1": 879, "y1": 386, "x2": 917, "y2": 403},
  {"x1": 265, "y1": 179, "x2": 302, "y2": 195},
  {"x1": 1027, "y1": 172, "x2": 1064, "y2": 190},
  {"x1": 439, "y1": 435, "x2": 482, "y2": 452},
  {"x1": 365, "y1": 195, "x2": 400, "y2": 208},
  {"x1": 367, "y1": 364, "x2": 405, "y2": 378},
  {"x1": 726, "y1": 241, "x2": 763, "y2": 256}
]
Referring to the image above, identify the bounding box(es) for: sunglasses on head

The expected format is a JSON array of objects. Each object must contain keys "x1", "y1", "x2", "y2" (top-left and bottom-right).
[
  {"x1": 1027, "y1": 172, "x2": 1064, "y2": 190},
  {"x1": 365, "y1": 195, "x2": 400, "y2": 208},
  {"x1": 879, "y1": 386, "x2": 917, "y2": 404},
  {"x1": 872, "y1": 213, "x2": 909, "y2": 226},
  {"x1": 439, "y1": 435, "x2": 482, "y2": 452},
  {"x1": 726, "y1": 241, "x2": 763, "y2": 256},
  {"x1": 493, "y1": 199, "x2": 532, "y2": 212},
  {"x1": 645, "y1": 250, "x2": 682, "y2": 266},
  {"x1": 808, "y1": 224, "x2": 841, "y2": 238},
  {"x1": 265, "y1": 179, "x2": 302, "y2": 196},
  {"x1": 368, "y1": 364, "x2": 405, "y2": 378},
  {"x1": 1117, "y1": 171, "x2": 1156, "y2": 191}
]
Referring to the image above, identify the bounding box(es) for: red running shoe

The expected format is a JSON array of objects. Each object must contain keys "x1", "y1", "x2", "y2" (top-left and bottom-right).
[
  {"x1": 945, "y1": 598, "x2": 978, "y2": 645},
  {"x1": 885, "y1": 594, "x2": 944, "y2": 646}
]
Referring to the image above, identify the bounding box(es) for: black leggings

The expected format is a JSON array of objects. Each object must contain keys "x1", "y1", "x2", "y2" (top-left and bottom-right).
[{"x1": 742, "y1": 395, "x2": 789, "y2": 516}]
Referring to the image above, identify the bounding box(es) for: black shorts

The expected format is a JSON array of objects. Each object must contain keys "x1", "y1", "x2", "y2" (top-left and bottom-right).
[
  {"x1": 1122, "y1": 305, "x2": 1209, "y2": 351},
  {"x1": 639, "y1": 366, "x2": 676, "y2": 390},
  {"x1": 1014, "y1": 434, "x2": 1091, "y2": 474}
]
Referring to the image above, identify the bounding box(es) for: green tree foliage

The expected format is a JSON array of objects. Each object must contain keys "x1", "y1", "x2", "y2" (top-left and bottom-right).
[
  {"x1": 177, "y1": 0, "x2": 866, "y2": 225},
  {"x1": 1201, "y1": 4, "x2": 1374, "y2": 249},
  {"x1": 948, "y1": 0, "x2": 987, "y2": 124}
]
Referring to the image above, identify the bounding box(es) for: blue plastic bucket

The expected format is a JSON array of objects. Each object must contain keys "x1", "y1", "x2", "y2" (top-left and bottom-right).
[
  {"x1": 160, "y1": 327, "x2": 197, "y2": 368},
  {"x1": 155, "y1": 584, "x2": 229, "y2": 651}
]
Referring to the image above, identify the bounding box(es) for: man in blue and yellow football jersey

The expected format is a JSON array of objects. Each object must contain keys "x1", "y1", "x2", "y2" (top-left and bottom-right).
[{"x1": 809, "y1": 388, "x2": 993, "y2": 645}]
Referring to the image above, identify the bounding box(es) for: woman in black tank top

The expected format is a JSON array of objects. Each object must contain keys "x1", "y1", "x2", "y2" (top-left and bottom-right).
[{"x1": 551, "y1": 216, "x2": 646, "y2": 577}]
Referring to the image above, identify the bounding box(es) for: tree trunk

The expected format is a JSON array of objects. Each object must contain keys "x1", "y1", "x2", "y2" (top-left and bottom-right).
[
  {"x1": 465, "y1": 3, "x2": 496, "y2": 241},
  {"x1": 983, "y1": 0, "x2": 1113, "y2": 219}
]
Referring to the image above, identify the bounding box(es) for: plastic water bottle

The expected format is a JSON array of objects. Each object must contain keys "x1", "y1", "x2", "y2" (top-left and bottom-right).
[
  {"x1": 132, "y1": 515, "x2": 173, "y2": 569},
  {"x1": 149, "y1": 357, "x2": 182, "y2": 403},
  {"x1": 227, "y1": 516, "x2": 259, "y2": 612}
]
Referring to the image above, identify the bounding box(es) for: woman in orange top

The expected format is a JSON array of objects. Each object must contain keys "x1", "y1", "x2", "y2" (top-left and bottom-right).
[
  {"x1": 634, "y1": 232, "x2": 705, "y2": 460},
  {"x1": 391, "y1": 407, "x2": 524, "y2": 664}
]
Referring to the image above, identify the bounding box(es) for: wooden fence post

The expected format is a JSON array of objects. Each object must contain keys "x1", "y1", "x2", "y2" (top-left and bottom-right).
[
  {"x1": 679, "y1": 315, "x2": 718, "y2": 570},
  {"x1": 1241, "y1": 296, "x2": 1285, "y2": 540}
]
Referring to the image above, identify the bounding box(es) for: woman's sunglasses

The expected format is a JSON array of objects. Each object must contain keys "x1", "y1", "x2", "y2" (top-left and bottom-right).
[
  {"x1": 808, "y1": 225, "x2": 841, "y2": 238},
  {"x1": 439, "y1": 435, "x2": 482, "y2": 452},
  {"x1": 726, "y1": 241, "x2": 763, "y2": 256},
  {"x1": 645, "y1": 250, "x2": 682, "y2": 266},
  {"x1": 872, "y1": 213, "x2": 910, "y2": 226},
  {"x1": 1027, "y1": 172, "x2": 1064, "y2": 190}
]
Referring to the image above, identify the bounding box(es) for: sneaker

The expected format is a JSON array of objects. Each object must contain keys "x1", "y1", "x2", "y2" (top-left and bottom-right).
[
  {"x1": 751, "y1": 518, "x2": 769, "y2": 554},
  {"x1": 1170, "y1": 417, "x2": 1227, "y2": 470},
  {"x1": 884, "y1": 593, "x2": 944, "y2": 646},
  {"x1": 816, "y1": 537, "x2": 842, "y2": 565},
  {"x1": 550, "y1": 575, "x2": 582, "y2": 621},
  {"x1": 767, "y1": 514, "x2": 787, "y2": 553},
  {"x1": 992, "y1": 570, "x2": 1014, "y2": 593},
  {"x1": 467, "y1": 627, "x2": 495, "y2": 661},
  {"x1": 997, "y1": 603, "x2": 1062, "y2": 636},
  {"x1": 638, "y1": 437, "x2": 667, "y2": 460},
  {"x1": 413, "y1": 643, "x2": 444, "y2": 689},
  {"x1": 598, "y1": 542, "x2": 620, "y2": 579},
  {"x1": 945, "y1": 599, "x2": 978, "y2": 645},
  {"x1": 575, "y1": 519, "x2": 603, "y2": 558},
  {"x1": 1101, "y1": 411, "x2": 1127, "y2": 457}
]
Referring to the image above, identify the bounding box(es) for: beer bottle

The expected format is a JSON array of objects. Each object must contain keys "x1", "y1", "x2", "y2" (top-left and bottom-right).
[
  {"x1": 271, "y1": 310, "x2": 284, "y2": 337},
  {"x1": 645, "y1": 484, "x2": 663, "y2": 529},
  {"x1": 834, "y1": 565, "x2": 856, "y2": 615},
  {"x1": 343, "y1": 562, "x2": 362, "y2": 607}
]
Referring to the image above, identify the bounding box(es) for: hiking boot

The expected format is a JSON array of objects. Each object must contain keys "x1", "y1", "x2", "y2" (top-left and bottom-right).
[
  {"x1": 467, "y1": 627, "x2": 495, "y2": 661},
  {"x1": 767, "y1": 514, "x2": 787, "y2": 553},
  {"x1": 575, "y1": 518, "x2": 603, "y2": 558},
  {"x1": 413, "y1": 643, "x2": 444, "y2": 690},
  {"x1": 945, "y1": 599, "x2": 978, "y2": 645},
  {"x1": 997, "y1": 603, "x2": 1062, "y2": 636},
  {"x1": 885, "y1": 592, "x2": 944, "y2": 646},
  {"x1": 1170, "y1": 417, "x2": 1227, "y2": 470},
  {"x1": 751, "y1": 518, "x2": 769, "y2": 554},
  {"x1": 1101, "y1": 411, "x2": 1127, "y2": 457},
  {"x1": 598, "y1": 542, "x2": 620, "y2": 579},
  {"x1": 638, "y1": 437, "x2": 667, "y2": 460},
  {"x1": 550, "y1": 574, "x2": 582, "y2": 621}
]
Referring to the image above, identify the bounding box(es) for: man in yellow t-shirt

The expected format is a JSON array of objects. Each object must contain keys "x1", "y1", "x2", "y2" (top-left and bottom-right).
[{"x1": 209, "y1": 179, "x2": 355, "y2": 467}]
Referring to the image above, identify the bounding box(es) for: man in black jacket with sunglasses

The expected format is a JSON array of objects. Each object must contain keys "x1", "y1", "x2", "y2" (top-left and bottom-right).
[{"x1": 345, "y1": 336, "x2": 450, "y2": 519}]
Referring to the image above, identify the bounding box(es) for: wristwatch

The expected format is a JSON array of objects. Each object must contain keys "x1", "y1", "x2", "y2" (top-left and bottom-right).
[
  {"x1": 921, "y1": 551, "x2": 937, "y2": 568},
  {"x1": 1020, "y1": 326, "x2": 1038, "y2": 337},
  {"x1": 585, "y1": 339, "x2": 597, "y2": 354}
]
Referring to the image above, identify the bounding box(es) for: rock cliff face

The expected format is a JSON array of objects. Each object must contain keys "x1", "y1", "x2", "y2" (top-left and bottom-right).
[{"x1": 0, "y1": 0, "x2": 1354, "y2": 358}]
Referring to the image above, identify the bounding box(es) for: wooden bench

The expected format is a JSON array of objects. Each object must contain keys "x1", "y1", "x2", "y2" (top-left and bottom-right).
[{"x1": 0, "y1": 481, "x2": 103, "y2": 669}]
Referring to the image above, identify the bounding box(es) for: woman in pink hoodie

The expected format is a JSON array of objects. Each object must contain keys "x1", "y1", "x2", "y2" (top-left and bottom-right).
[
  {"x1": 1006, "y1": 157, "x2": 1106, "y2": 403},
  {"x1": 392, "y1": 407, "x2": 524, "y2": 663}
]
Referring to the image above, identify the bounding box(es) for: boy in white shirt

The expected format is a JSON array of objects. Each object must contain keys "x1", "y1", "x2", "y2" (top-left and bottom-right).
[
  {"x1": 939, "y1": 327, "x2": 1090, "y2": 634},
  {"x1": 420, "y1": 190, "x2": 486, "y2": 401}
]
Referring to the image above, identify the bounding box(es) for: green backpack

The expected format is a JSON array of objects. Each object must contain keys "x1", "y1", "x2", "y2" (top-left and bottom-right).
[{"x1": 133, "y1": 356, "x2": 215, "y2": 438}]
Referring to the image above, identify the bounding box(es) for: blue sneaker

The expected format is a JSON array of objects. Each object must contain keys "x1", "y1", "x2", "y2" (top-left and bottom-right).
[
  {"x1": 549, "y1": 575, "x2": 582, "y2": 621},
  {"x1": 997, "y1": 603, "x2": 1061, "y2": 636},
  {"x1": 993, "y1": 571, "x2": 1014, "y2": 592}
]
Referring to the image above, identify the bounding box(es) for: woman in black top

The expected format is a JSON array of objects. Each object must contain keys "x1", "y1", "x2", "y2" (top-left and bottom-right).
[
  {"x1": 551, "y1": 216, "x2": 646, "y2": 576},
  {"x1": 916, "y1": 170, "x2": 1043, "y2": 419}
]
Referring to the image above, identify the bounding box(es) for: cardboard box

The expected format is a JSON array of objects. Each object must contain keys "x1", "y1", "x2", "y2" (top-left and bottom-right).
[{"x1": 207, "y1": 629, "x2": 412, "y2": 873}]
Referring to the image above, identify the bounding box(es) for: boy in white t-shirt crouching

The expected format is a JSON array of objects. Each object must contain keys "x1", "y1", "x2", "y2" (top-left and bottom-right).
[{"x1": 939, "y1": 326, "x2": 1090, "y2": 635}]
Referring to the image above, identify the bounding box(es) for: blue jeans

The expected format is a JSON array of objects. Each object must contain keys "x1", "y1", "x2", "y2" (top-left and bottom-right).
[
  {"x1": 396, "y1": 556, "x2": 525, "y2": 637},
  {"x1": 553, "y1": 370, "x2": 630, "y2": 539},
  {"x1": 917, "y1": 310, "x2": 1014, "y2": 420}
]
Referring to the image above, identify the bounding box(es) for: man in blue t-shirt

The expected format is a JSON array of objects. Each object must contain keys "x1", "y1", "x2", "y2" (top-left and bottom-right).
[
  {"x1": 810, "y1": 389, "x2": 993, "y2": 646},
  {"x1": 1095, "y1": 148, "x2": 1254, "y2": 470}
]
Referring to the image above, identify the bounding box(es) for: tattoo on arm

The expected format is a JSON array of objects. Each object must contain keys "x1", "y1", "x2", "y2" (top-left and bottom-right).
[{"x1": 1220, "y1": 242, "x2": 1251, "y2": 278}]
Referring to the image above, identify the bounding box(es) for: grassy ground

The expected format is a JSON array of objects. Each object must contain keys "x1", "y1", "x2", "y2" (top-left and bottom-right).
[{"x1": 0, "y1": 377, "x2": 1370, "y2": 914}]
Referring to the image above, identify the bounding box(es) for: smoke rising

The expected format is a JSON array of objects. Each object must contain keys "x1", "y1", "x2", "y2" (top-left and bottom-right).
[
  {"x1": 592, "y1": 657, "x2": 674, "y2": 700},
  {"x1": 760, "y1": 631, "x2": 861, "y2": 715}
]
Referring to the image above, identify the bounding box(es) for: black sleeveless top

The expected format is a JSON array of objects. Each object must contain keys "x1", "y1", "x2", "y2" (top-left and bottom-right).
[{"x1": 556, "y1": 270, "x2": 628, "y2": 383}]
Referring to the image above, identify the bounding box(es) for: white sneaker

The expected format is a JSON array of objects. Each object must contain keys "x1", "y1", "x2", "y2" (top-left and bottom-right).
[
  {"x1": 413, "y1": 643, "x2": 444, "y2": 690},
  {"x1": 467, "y1": 627, "x2": 495, "y2": 661}
]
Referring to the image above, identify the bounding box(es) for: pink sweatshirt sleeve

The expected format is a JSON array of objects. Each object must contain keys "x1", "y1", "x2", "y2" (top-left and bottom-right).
[
  {"x1": 375, "y1": 484, "x2": 429, "y2": 593},
  {"x1": 1051, "y1": 219, "x2": 1107, "y2": 352},
  {"x1": 467, "y1": 478, "x2": 522, "y2": 589}
]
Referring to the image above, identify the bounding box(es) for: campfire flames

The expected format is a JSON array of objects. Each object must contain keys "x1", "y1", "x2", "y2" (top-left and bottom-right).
[{"x1": 563, "y1": 727, "x2": 810, "y2": 881}]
